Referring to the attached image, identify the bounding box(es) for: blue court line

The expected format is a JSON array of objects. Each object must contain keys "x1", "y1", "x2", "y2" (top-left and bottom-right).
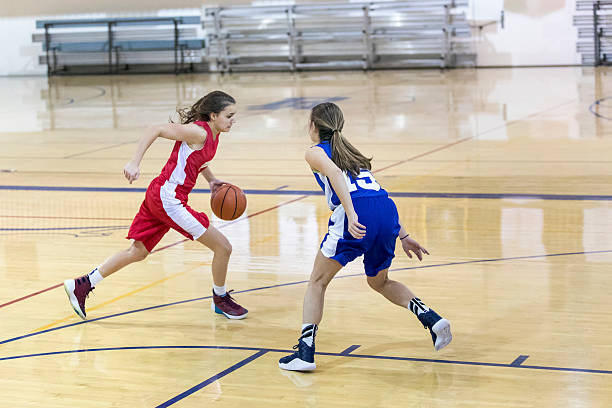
[
  {"x1": 388, "y1": 250, "x2": 612, "y2": 273},
  {"x1": 1, "y1": 345, "x2": 610, "y2": 376},
  {"x1": 589, "y1": 97, "x2": 612, "y2": 121},
  {"x1": 2, "y1": 250, "x2": 611, "y2": 347},
  {"x1": 156, "y1": 350, "x2": 268, "y2": 407},
  {"x1": 340, "y1": 345, "x2": 361, "y2": 355},
  {"x1": 2, "y1": 185, "x2": 612, "y2": 201},
  {"x1": 0, "y1": 225, "x2": 128, "y2": 232},
  {"x1": 511, "y1": 355, "x2": 530, "y2": 366}
]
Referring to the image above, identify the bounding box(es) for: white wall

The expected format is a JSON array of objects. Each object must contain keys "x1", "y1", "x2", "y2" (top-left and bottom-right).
[
  {"x1": 0, "y1": 1, "x2": 582, "y2": 76},
  {"x1": 0, "y1": 16, "x2": 47, "y2": 76},
  {"x1": 470, "y1": 0, "x2": 581, "y2": 66}
]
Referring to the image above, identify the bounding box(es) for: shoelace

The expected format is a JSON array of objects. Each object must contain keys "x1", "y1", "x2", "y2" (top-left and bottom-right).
[{"x1": 76, "y1": 278, "x2": 95, "y2": 298}]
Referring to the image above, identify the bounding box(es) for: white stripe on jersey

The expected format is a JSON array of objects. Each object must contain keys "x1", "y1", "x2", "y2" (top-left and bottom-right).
[
  {"x1": 320, "y1": 204, "x2": 346, "y2": 258},
  {"x1": 168, "y1": 142, "x2": 193, "y2": 186},
  {"x1": 159, "y1": 142, "x2": 207, "y2": 239},
  {"x1": 315, "y1": 172, "x2": 336, "y2": 210},
  {"x1": 160, "y1": 181, "x2": 207, "y2": 239}
]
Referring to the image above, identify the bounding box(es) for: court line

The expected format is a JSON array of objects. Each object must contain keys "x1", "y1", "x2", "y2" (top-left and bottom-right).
[
  {"x1": 1, "y1": 249, "x2": 609, "y2": 346},
  {"x1": 511, "y1": 355, "x2": 530, "y2": 366},
  {"x1": 387, "y1": 250, "x2": 612, "y2": 273},
  {"x1": 0, "y1": 215, "x2": 133, "y2": 221},
  {"x1": 589, "y1": 97, "x2": 612, "y2": 121},
  {"x1": 33, "y1": 269, "x2": 191, "y2": 332},
  {"x1": 2, "y1": 185, "x2": 612, "y2": 201},
  {"x1": 156, "y1": 350, "x2": 269, "y2": 407},
  {"x1": 1, "y1": 345, "x2": 610, "y2": 376},
  {"x1": 0, "y1": 196, "x2": 308, "y2": 311},
  {"x1": 0, "y1": 225, "x2": 128, "y2": 232},
  {"x1": 340, "y1": 345, "x2": 361, "y2": 355},
  {"x1": 0, "y1": 284, "x2": 63, "y2": 309}
]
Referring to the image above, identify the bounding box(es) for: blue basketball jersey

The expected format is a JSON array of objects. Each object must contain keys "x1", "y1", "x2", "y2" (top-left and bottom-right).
[{"x1": 313, "y1": 141, "x2": 388, "y2": 210}]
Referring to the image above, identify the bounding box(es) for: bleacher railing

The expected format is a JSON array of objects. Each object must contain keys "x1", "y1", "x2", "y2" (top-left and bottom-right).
[
  {"x1": 34, "y1": 16, "x2": 202, "y2": 75},
  {"x1": 575, "y1": 0, "x2": 612, "y2": 65},
  {"x1": 202, "y1": 0, "x2": 473, "y2": 72}
]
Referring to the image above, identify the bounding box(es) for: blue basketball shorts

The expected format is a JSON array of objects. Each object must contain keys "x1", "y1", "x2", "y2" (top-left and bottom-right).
[{"x1": 320, "y1": 195, "x2": 401, "y2": 277}]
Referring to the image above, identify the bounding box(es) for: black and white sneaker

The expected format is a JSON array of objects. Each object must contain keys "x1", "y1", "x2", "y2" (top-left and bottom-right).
[
  {"x1": 279, "y1": 325, "x2": 317, "y2": 371},
  {"x1": 418, "y1": 309, "x2": 452, "y2": 351}
]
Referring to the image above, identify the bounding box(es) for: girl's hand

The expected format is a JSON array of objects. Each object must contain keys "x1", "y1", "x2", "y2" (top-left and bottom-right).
[
  {"x1": 209, "y1": 178, "x2": 227, "y2": 194},
  {"x1": 347, "y1": 212, "x2": 366, "y2": 239},
  {"x1": 123, "y1": 161, "x2": 140, "y2": 184},
  {"x1": 401, "y1": 236, "x2": 429, "y2": 261}
]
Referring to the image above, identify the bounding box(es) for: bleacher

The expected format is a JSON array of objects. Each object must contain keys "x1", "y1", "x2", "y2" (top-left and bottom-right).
[
  {"x1": 574, "y1": 0, "x2": 612, "y2": 65},
  {"x1": 202, "y1": 0, "x2": 474, "y2": 72},
  {"x1": 33, "y1": 16, "x2": 204, "y2": 75}
]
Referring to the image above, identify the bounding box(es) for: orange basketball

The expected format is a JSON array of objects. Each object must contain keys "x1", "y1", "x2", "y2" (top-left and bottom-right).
[{"x1": 210, "y1": 184, "x2": 247, "y2": 221}]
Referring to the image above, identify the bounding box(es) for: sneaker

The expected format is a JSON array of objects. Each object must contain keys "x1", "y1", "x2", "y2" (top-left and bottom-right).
[
  {"x1": 279, "y1": 325, "x2": 317, "y2": 371},
  {"x1": 63, "y1": 275, "x2": 94, "y2": 320},
  {"x1": 418, "y1": 309, "x2": 452, "y2": 351},
  {"x1": 211, "y1": 290, "x2": 248, "y2": 319}
]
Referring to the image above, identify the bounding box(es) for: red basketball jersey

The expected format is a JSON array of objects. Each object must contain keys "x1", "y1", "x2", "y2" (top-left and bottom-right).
[{"x1": 154, "y1": 121, "x2": 219, "y2": 202}]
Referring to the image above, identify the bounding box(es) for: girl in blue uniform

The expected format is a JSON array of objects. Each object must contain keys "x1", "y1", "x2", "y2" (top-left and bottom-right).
[{"x1": 279, "y1": 102, "x2": 452, "y2": 371}]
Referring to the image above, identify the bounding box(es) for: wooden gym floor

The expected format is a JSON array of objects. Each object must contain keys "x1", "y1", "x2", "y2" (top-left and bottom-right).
[{"x1": 0, "y1": 67, "x2": 611, "y2": 407}]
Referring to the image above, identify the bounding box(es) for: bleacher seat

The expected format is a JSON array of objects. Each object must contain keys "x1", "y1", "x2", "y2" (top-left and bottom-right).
[
  {"x1": 33, "y1": 16, "x2": 204, "y2": 75},
  {"x1": 202, "y1": 0, "x2": 474, "y2": 72}
]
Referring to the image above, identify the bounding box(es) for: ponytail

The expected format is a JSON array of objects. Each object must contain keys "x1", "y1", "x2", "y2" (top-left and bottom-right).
[
  {"x1": 310, "y1": 102, "x2": 372, "y2": 177},
  {"x1": 330, "y1": 130, "x2": 372, "y2": 177}
]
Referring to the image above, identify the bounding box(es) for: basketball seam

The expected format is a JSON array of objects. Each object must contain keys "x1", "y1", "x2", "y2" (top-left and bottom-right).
[
  {"x1": 231, "y1": 186, "x2": 238, "y2": 220},
  {"x1": 219, "y1": 186, "x2": 231, "y2": 220}
]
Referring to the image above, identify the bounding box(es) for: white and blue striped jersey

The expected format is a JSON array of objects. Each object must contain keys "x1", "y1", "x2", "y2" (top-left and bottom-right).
[{"x1": 312, "y1": 141, "x2": 388, "y2": 210}]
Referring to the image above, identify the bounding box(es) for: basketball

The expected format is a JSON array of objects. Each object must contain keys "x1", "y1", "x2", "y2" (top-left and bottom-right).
[{"x1": 210, "y1": 184, "x2": 247, "y2": 221}]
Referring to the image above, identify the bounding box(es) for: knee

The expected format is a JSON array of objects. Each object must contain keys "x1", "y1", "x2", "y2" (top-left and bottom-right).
[
  {"x1": 367, "y1": 276, "x2": 385, "y2": 292},
  {"x1": 129, "y1": 245, "x2": 149, "y2": 262},
  {"x1": 310, "y1": 273, "x2": 332, "y2": 289},
  {"x1": 215, "y1": 240, "x2": 232, "y2": 258}
]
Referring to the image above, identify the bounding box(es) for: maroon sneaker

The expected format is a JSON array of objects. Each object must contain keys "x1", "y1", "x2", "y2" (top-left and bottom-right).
[
  {"x1": 211, "y1": 290, "x2": 248, "y2": 319},
  {"x1": 63, "y1": 275, "x2": 94, "y2": 320}
]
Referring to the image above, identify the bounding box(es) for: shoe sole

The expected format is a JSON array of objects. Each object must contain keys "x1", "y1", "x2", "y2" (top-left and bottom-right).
[
  {"x1": 279, "y1": 358, "x2": 316, "y2": 371},
  {"x1": 211, "y1": 300, "x2": 248, "y2": 320},
  {"x1": 63, "y1": 280, "x2": 86, "y2": 320},
  {"x1": 432, "y1": 318, "x2": 452, "y2": 351}
]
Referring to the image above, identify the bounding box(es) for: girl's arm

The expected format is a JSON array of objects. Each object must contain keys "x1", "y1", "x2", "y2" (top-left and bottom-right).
[
  {"x1": 124, "y1": 123, "x2": 205, "y2": 184},
  {"x1": 200, "y1": 166, "x2": 226, "y2": 193},
  {"x1": 305, "y1": 146, "x2": 366, "y2": 239},
  {"x1": 397, "y1": 222, "x2": 429, "y2": 261}
]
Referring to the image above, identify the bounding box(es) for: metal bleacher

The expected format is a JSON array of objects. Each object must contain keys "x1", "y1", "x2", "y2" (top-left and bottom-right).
[
  {"x1": 574, "y1": 0, "x2": 612, "y2": 65},
  {"x1": 202, "y1": 0, "x2": 474, "y2": 72},
  {"x1": 33, "y1": 16, "x2": 204, "y2": 75}
]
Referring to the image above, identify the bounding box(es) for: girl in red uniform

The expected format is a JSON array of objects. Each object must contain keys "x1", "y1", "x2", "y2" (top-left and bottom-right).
[{"x1": 63, "y1": 91, "x2": 248, "y2": 320}]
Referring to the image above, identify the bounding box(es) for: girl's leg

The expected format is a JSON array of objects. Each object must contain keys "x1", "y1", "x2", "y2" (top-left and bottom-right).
[
  {"x1": 279, "y1": 250, "x2": 343, "y2": 371},
  {"x1": 367, "y1": 269, "x2": 452, "y2": 351},
  {"x1": 196, "y1": 225, "x2": 232, "y2": 287},
  {"x1": 98, "y1": 240, "x2": 149, "y2": 277},
  {"x1": 64, "y1": 240, "x2": 149, "y2": 320},
  {"x1": 366, "y1": 268, "x2": 415, "y2": 308},
  {"x1": 196, "y1": 225, "x2": 247, "y2": 319},
  {"x1": 303, "y1": 250, "x2": 344, "y2": 324}
]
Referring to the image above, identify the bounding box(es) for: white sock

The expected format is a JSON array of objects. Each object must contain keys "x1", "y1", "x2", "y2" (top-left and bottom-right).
[
  {"x1": 213, "y1": 284, "x2": 227, "y2": 297},
  {"x1": 88, "y1": 268, "x2": 104, "y2": 287},
  {"x1": 301, "y1": 323, "x2": 317, "y2": 347}
]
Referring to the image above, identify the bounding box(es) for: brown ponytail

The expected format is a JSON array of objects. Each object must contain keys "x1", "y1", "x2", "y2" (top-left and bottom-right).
[{"x1": 310, "y1": 102, "x2": 372, "y2": 177}]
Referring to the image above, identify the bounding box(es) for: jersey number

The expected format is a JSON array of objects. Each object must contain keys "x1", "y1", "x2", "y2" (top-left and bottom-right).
[{"x1": 346, "y1": 171, "x2": 381, "y2": 192}]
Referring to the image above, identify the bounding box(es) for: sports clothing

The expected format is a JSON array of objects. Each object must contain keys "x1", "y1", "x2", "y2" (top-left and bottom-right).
[
  {"x1": 127, "y1": 121, "x2": 218, "y2": 251},
  {"x1": 313, "y1": 141, "x2": 400, "y2": 276}
]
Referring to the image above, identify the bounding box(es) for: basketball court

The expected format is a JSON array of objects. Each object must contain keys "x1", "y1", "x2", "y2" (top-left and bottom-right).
[{"x1": 1, "y1": 66, "x2": 612, "y2": 406}]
